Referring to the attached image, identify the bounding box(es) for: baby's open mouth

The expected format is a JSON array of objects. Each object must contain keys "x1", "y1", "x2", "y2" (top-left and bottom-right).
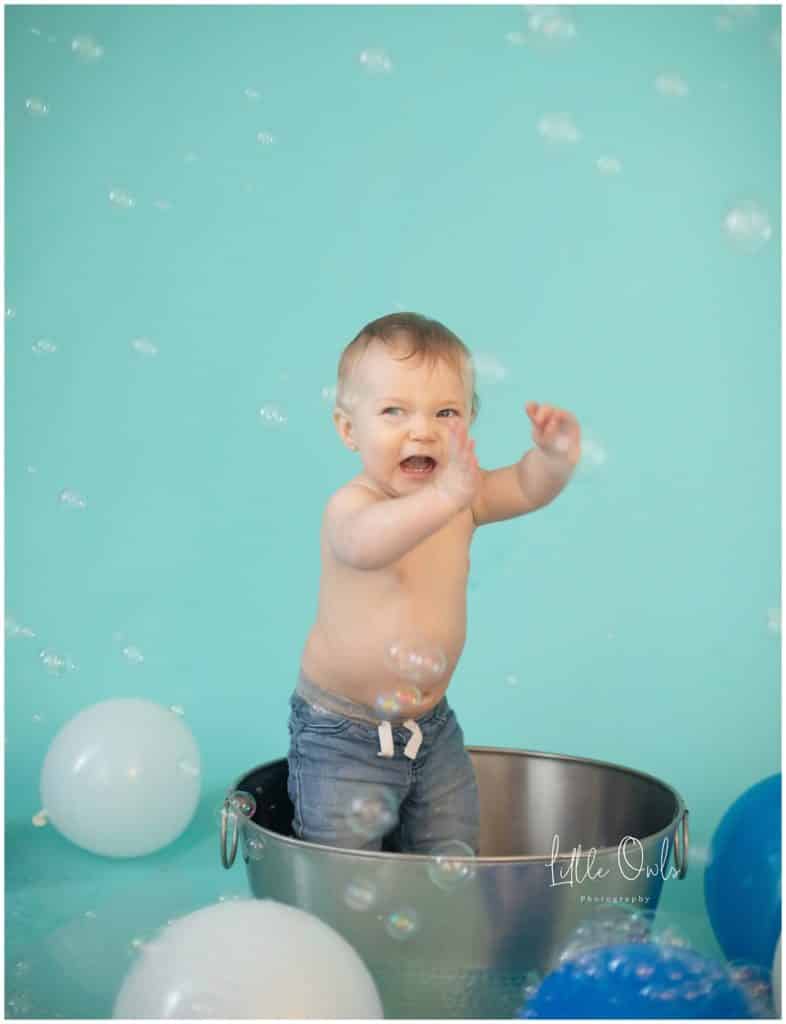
[{"x1": 400, "y1": 456, "x2": 436, "y2": 475}]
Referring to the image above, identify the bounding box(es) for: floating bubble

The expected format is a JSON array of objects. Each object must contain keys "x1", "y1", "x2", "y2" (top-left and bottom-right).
[
  {"x1": 169, "y1": 704, "x2": 185, "y2": 716},
  {"x1": 258, "y1": 402, "x2": 287, "y2": 427},
  {"x1": 32, "y1": 809, "x2": 49, "y2": 828},
  {"x1": 346, "y1": 786, "x2": 397, "y2": 840},
  {"x1": 58, "y1": 489, "x2": 87, "y2": 509},
  {"x1": 25, "y1": 97, "x2": 49, "y2": 116},
  {"x1": 130, "y1": 337, "x2": 158, "y2": 356},
  {"x1": 31, "y1": 338, "x2": 56, "y2": 354},
  {"x1": 39, "y1": 650, "x2": 78, "y2": 674},
  {"x1": 122, "y1": 645, "x2": 144, "y2": 664},
  {"x1": 6, "y1": 617, "x2": 36, "y2": 639},
  {"x1": 655, "y1": 72, "x2": 689, "y2": 97},
  {"x1": 109, "y1": 189, "x2": 135, "y2": 209},
  {"x1": 384, "y1": 639, "x2": 447, "y2": 684},
  {"x1": 374, "y1": 685, "x2": 423, "y2": 715},
  {"x1": 6, "y1": 306, "x2": 16, "y2": 319},
  {"x1": 537, "y1": 112, "x2": 581, "y2": 144},
  {"x1": 244, "y1": 87, "x2": 260, "y2": 100},
  {"x1": 244, "y1": 834, "x2": 266, "y2": 861},
  {"x1": 359, "y1": 48, "x2": 393, "y2": 73},
  {"x1": 427, "y1": 840, "x2": 477, "y2": 891},
  {"x1": 529, "y1": 8, "x2": 576, "y2": 40},
  {"x1": 228, "y1": 791, "x2": 256, "y2": 817},
  {"x1": 469, "y1": 352, "x2": 508, "y2": 382},
  {"x1": 71, "y1": 34, "x2": 104, "y2": 60},
  {"x1": 505, "y1": 31, "x2": 526, "y2": 45},
  {"x1": 321, "y1": 385, "x2": 337, "y2": 403},
  {"x1": 177, "y1": 759, "x2": 200, "y2": 778},
  {"x1": 256, "y1": 131, "x2": 276, "y2": 145},
  {"x1": 723, "y1": 199, "x2": 772, "y2": 253},
  {"x1": 767, "y1": 608, "x2": 781, "y2": 634},
  {"x1": 152, "y1": 199, "x2": 172, "y2": 211},
  {"x1": 344, "y1": 879, "x2": 377, "y2": 912},
  {"x1": 596, "y1": 155, "x2": 622, "y2": 175},
  {"x1": 385, "y1": 907, "x2": 419, "y2": 941}
]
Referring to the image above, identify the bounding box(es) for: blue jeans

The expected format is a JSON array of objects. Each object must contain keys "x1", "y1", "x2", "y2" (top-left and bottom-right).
[{"x1": 286, "y1": 679, "x2": 480, "y2": 854}]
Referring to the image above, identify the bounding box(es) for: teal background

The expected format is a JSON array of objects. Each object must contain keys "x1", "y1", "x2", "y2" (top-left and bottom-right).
[{"x1": 5, "y1": 3, "x2": 781, "y2": 1017}]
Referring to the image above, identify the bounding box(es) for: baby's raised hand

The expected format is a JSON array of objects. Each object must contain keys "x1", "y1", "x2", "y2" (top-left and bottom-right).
[
  {"x1": 432, "y1": 419, "x2": 482, "y2": 511},
  {"x1": 526, "y1": 401, "x2": 581, "y2": 464}
]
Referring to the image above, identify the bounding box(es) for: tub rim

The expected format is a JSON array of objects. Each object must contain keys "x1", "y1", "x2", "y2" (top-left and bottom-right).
[{"x1": 223, "y1": 744, "x2": 689, "y2": 870}]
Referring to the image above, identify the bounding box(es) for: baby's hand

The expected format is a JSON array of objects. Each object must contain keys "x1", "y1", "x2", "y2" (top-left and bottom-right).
[{"x1": 432, "y1": 420, "x2": 482, "y2": 511}]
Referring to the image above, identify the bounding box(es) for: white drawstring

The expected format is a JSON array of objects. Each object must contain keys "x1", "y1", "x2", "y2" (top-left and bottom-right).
[
  {"x1": 377, "y1": 719, "x2": 423, "y2": 760},
  {"x1": 377, "y1": 721, "x2": 394, "y2": 758}
]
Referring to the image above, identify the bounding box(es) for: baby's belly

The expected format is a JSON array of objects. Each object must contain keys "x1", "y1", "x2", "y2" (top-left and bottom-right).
[{"x1": 301, "y1": 595, "x2": 467, "y2": 715}]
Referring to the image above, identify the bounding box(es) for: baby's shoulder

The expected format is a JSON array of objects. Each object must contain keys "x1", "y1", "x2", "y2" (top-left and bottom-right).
[{"x1": 323, "y1": 478, "x2": 383, "y2": 521}]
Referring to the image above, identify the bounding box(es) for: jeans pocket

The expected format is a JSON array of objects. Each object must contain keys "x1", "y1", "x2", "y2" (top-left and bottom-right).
[{"x1": 291, "y1": 698, "x2": 352, "y2": 736}]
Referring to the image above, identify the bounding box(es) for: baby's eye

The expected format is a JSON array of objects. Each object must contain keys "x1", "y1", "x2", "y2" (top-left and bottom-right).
[
  {"x1": 437, "y1": 409, "x2": 460, "y2": 418},
  {"x1": 381, "y1": 407, "x2": 402, "y2": 416}
]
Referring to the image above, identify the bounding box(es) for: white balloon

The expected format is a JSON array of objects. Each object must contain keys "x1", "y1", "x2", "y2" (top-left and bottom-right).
[
  {"x1": 40, "y1": 698, "x2": 200, "y2": 857},
  {"x1": 113, "y1": 899, "x2": 383, "y2": 1019},
  {"x1": 773, "y1": 934, "x2": 781, "y2": 1016}
]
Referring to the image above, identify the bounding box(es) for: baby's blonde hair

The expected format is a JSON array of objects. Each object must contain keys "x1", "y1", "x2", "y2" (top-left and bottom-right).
[{"x1": 336, "y1": 312, "x2": 480, "y2": 421}]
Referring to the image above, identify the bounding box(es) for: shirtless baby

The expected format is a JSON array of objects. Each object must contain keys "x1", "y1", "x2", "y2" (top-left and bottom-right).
[{"x1": 287, "y1": 312, "x2": 581, "y2": 854}]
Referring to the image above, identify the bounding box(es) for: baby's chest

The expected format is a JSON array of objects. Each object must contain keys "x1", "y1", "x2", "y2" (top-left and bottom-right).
[{"x1": 395, "y1": 514, "x2": 474, "y2": 586}]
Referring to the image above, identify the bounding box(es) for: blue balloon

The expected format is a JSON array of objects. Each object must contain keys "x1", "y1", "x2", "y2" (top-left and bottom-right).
[
  {"x1": 704, "y1": 773, "x2": 781, "y2": 969},
  {"x1": 517, "y1": 942, "x2": 754, "y2": 1019}
]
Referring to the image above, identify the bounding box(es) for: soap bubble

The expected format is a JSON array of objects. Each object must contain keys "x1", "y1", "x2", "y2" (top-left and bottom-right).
[
  {"x1": 343, "y1": 878, "x2": 377, "y2": 912},
  {"x1": 427, "y1": 840, "x2": 477, "y2": 891},
  {"x1": 25, "y1": 97, "x2": 49, "y2": 116},
  {"x1": 31, "y1": 338, "x2": 56, "y2": 354},
  {"x1": 596, "y1": 155, "x2": 622, "y2": 175},
  {"x1": 258, "y1": 402, "x2": 287, "y2": 427},
  {"x1": 723, "y1": 199, "x2": 773, "y2": 253},
  {"x1": 71, "y1": 35, "x2": 104, "y2": 60},
  {"x1": 374, "y1": 685, "x2": 423, "y2": 715},
  {"x1": 346, "y1": 786, "x2": 397, "y2": 840},
  {"x1": 655, "y1": 72, "x2": 689, "y2": 97},
  {"x1": 557, "y1": 906, "x2": 657, "y2": 964},
  {"x1": 724, "y1": 960, "x2": 774, "y2": 1016},
  {"x1": 537, "y1": 112, "x2": 581, "y2": 144},
  {"x1": 58, "y1": 489, "x2": 87, "y2": 509},
  {"x1": 228, "y1": 791, "x2": 256, "y2": 818},
  {"x1": 384, "y1": 639, "x2": 447, "y2": 684},
  {"x1": 359, "y1": 48, "x2": 393, "y2": 74},
  {"x1": 385, "y1": 907, "x2": 419, "y2": 941},
  {"x1": 109, "y1": 189, "x2": 135, "y2": 209},
  {"x1": 244, "y1": 834, "x2": 266, "y2": 861},
  {"x1": 131, "y1": 337, "x2": 158, "y2": 356},
  {"x1": 39, "y1": 649, "x2": 78, "y2": 674}
]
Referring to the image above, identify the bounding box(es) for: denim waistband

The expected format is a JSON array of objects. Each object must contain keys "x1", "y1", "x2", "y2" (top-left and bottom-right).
[{"x1": 295, "y1": 669, "x2": 444, "y2": 727}]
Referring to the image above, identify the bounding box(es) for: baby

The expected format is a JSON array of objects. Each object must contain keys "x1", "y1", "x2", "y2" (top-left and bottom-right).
[{"x1": 287, "y1": 312, "x2": 581, "y2": 854}]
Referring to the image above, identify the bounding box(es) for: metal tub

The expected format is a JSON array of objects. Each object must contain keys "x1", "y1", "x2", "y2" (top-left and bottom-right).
[{"x1": 221, "y1": 746, "x2": 689, "y2": 1019}]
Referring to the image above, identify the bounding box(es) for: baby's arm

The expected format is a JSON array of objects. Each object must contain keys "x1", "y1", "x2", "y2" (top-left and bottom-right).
[{"x1": 327, "y1": 420, "x2": 479, "y2": 571}]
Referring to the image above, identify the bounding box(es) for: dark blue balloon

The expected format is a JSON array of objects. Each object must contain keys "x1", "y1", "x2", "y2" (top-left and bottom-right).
[
  {"x1": 517, "y1": 943, "x2": 754, "y2": 1019},
  {"x1": 704, "y1": 773, "x2": 781, "y2": 969}
]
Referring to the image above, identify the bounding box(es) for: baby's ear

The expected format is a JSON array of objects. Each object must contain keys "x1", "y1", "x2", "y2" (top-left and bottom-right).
[{"x1": 333, "y1": 407, "x2": 356, "y2": 451}]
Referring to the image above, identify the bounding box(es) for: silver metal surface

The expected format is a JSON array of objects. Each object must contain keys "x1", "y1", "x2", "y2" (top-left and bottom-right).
[{"x1": 221, "y1": 745, "x2": 688, "y2": 1019}]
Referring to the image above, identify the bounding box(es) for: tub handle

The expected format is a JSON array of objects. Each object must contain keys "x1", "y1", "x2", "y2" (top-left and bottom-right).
[
  {"x1": 220, "y1": 797, "x2": 239, "y2": 869},
  {"x1": 672, "y1": 808, "x2": 689, "y2": 879}
]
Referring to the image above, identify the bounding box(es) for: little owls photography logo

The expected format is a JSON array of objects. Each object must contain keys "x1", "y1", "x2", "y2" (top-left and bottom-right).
[{"x1": 547, "y1": 833, "x2": 681, "y2": 895}]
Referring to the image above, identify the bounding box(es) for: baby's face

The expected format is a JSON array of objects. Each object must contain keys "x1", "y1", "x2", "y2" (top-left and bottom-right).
[{"x1": 338, "y1": 341, "x2": 473, "y2": 498}]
